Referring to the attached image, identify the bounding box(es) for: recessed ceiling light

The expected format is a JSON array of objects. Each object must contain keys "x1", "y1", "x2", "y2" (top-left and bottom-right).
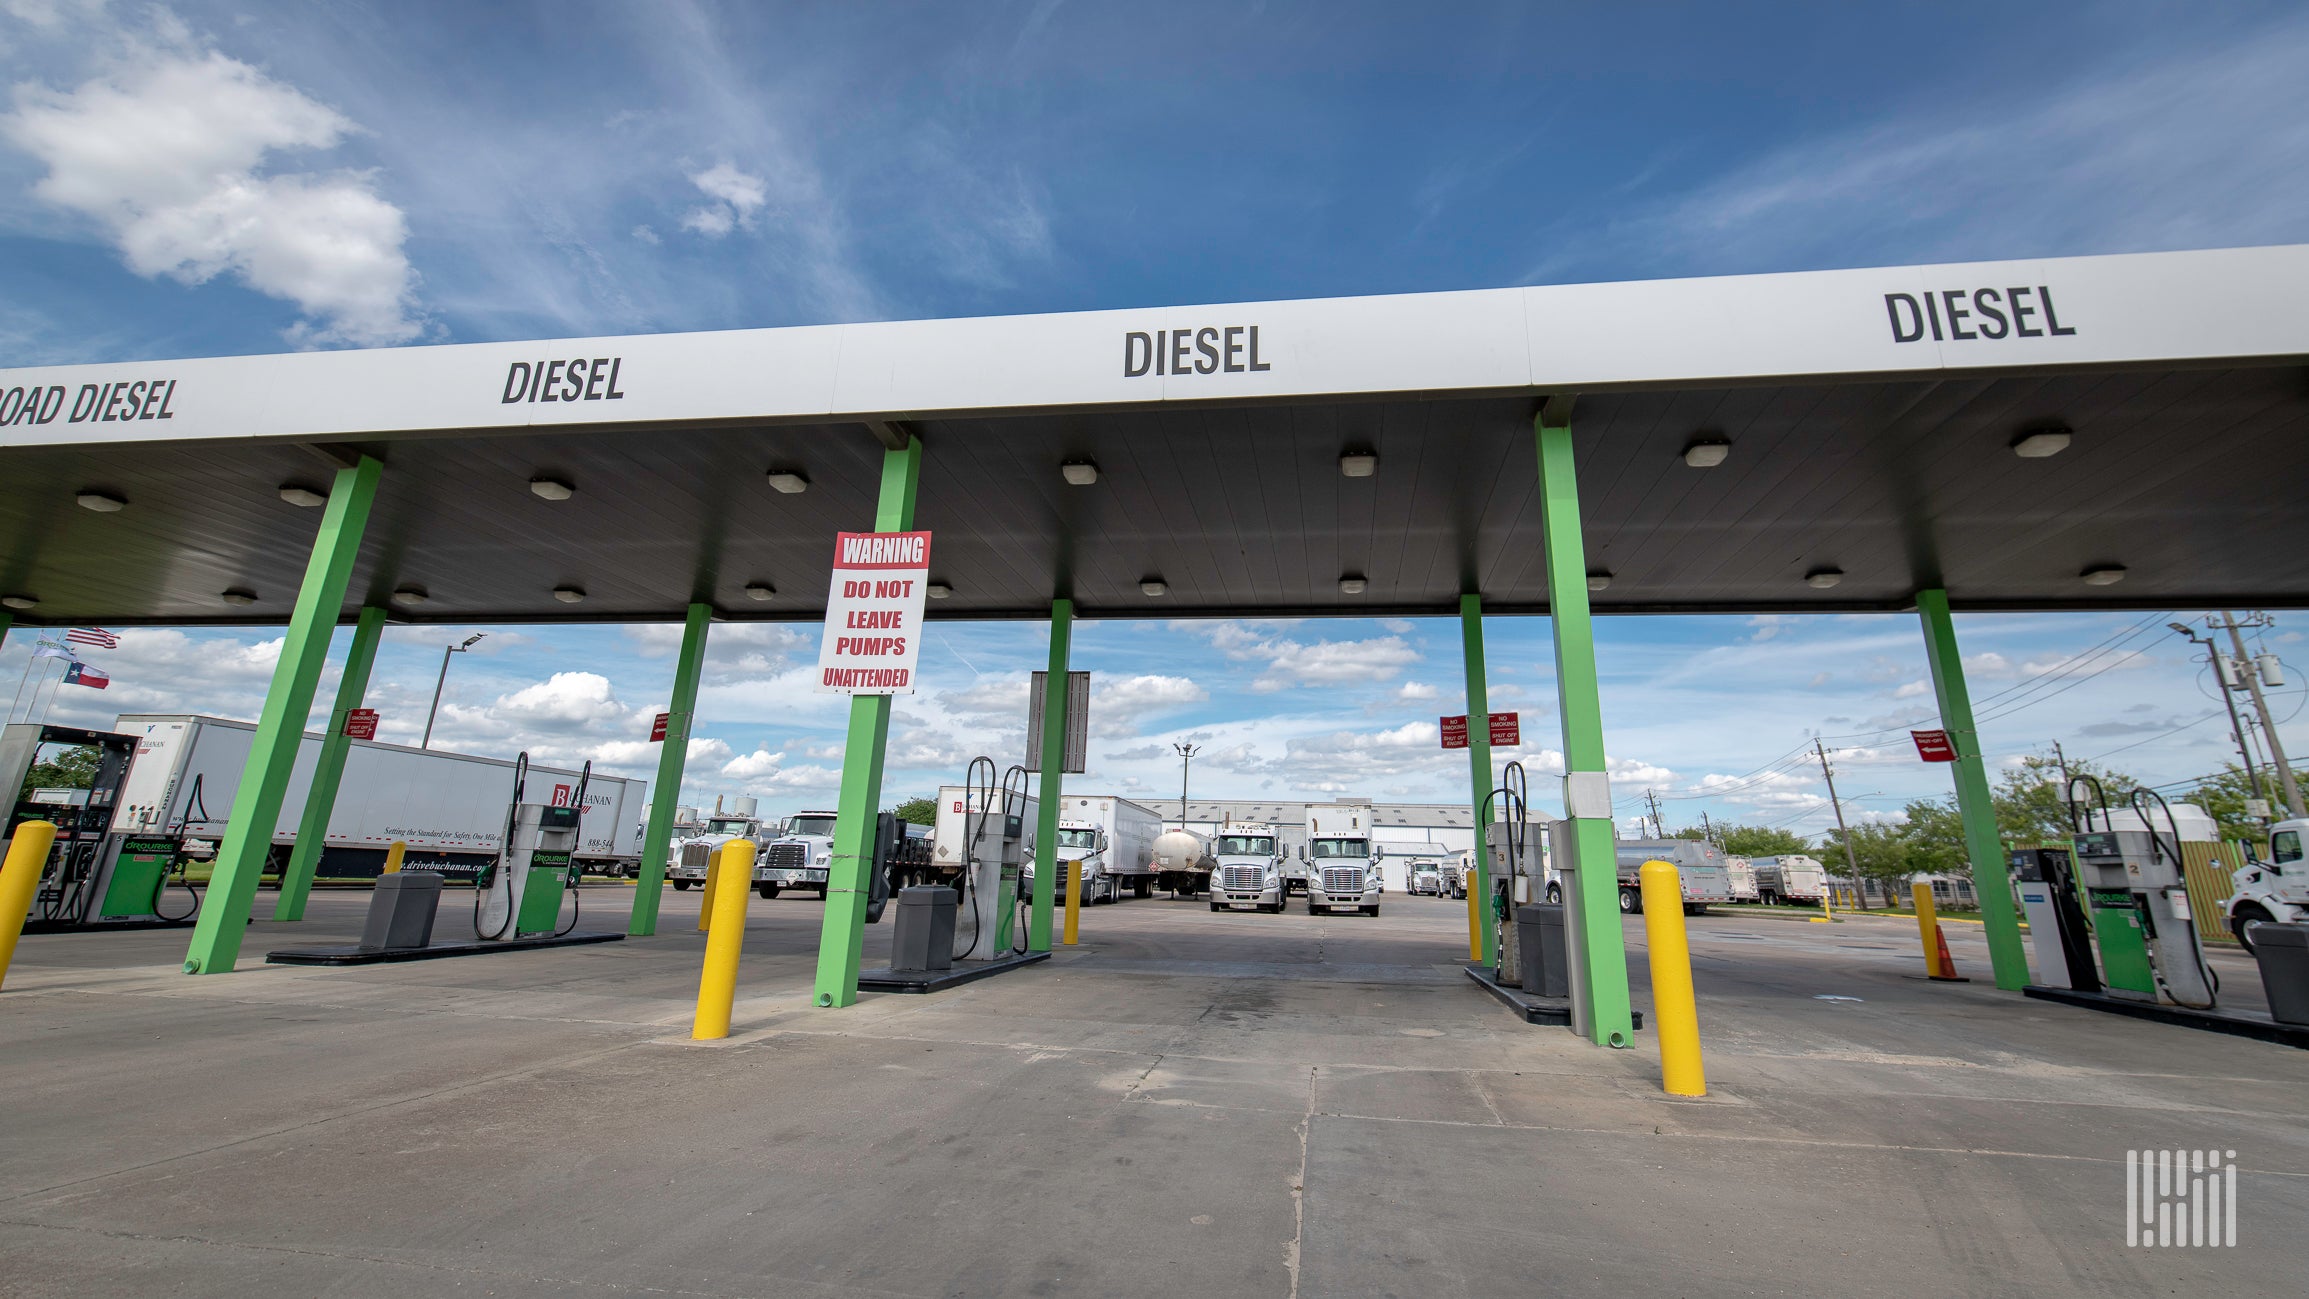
[
  {"x1": 221, "y1": 589, "x2": 258, "y2": 606},
  {"x1": 1140, "y1": 579, "x2": 1168, "y2": 597},
  {"x1": 391, "y1": 586, "x2": 430, "y2": 606},
  {"x1": 1061, "y1": 461, "x2": 1099, "y2": 486},
  {"x1": 1338, "y1": 451, "x2": 1377, "y2": 478},
  {"x1": 2081, "y1": 565, "x2": 2127, "y2": 586},
  {"x1": 2011, "y1": 428, "x2": 2072, "y2": 459},
  {"x1": 1338, "y1": 575, "x2": 1366, "y2": 595},
  {"x1": 743, "y1": 583, "x2": 775, "y2": 601},
  {"x1": 552, "y1": 585, "x2": 586, "y2": 603},
  {"x1": 278, "y1": 485, "x2": 327, "y2": 508},
  {"x1": 1, "y1": 594, "x2": 38, "y2": 610},
  {"x1": 1805, "y1": 568, "x2": 1843, "y2": 589},
  {"x1": 1587, "y1": 571, "x2": 1613, "y2": 592},
  {"x1": 926, "y1": 582, "x2": 952, "y2": 599},
  {"x1": 76, "y1": 490, "x2": 127, "y2": 512},
  {"x1": 766, "y1": 470, "x2": 809, "y2": 494},
  {"x1": 1683, "y1": 438, "x2": 1730, "y2": 468},
  {"x1": 530, "y1": 478, "x2": 574, "y2": 501}
]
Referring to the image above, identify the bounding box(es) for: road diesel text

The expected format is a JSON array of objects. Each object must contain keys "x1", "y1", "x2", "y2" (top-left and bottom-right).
[
  {"x1": 501, "y1": 357, "x2": 627, "y2": 403},
  {"x1": 1885, "y1": 286, "x2": 2075, "y2": 343},
  {"x1": 1123, "y1": 326, "x2": 1271, "y2": 377},
  {"x1": 0, "y1": 379, "x2": 179, "y2": 426}
]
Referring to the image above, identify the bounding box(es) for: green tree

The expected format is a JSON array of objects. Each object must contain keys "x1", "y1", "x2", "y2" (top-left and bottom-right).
[
  {"x1": 24, "y1": 743, "x2": 100, "y2": 793},
  {"x1": 892, "y1": 795, "x2": 938, "y2": 827},
  {"x1": 2182, "y1": 763, "x2": 2306, "y2": 843},
  {"x1": 1717, "y1": 824, "x2": 1812, "y2": 858},
  {"x1": 1991, "y1": 754, "x2": 2138, "y2": 845},
  {"x1": 1895, "y1": 798, "x2": 1970, "y2": 878}
]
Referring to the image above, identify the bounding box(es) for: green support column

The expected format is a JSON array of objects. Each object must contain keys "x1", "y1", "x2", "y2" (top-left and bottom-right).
[
  {"x1": 630, "y1": 601, "x2": 712, "y2": 936},
  {"x1": 183, "y1": 456, "x2": 381, "y2": 975},
  {"x1": 1459, "y1": 594, "x2": 1497, "y2": 961},
  {"x1": 274, "y1": 604, "x2": 387, "y2": 920},
  {"x1": 1029, "y1": 599, "x2": 1073, "y2": 952},
  {"x1": 1916, "y1": 589, "x2": 2029, "y2": 990},
  {"x1": 814, "y1": 436, "x2": 922, "y2": 1007},
  {"x1": 1535, "y1": 415, "x2": 1636, "y2": 1047}
]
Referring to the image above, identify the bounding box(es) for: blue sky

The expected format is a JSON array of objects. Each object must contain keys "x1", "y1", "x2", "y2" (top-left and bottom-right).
[{"x1": 3, "y1": 1, "x2": 2306, "y2": 837}]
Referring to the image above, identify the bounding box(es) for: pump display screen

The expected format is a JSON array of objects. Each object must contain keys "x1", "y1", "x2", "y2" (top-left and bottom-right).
[
  {"x1": 1219, "y1": 835, "x2": 1274, "y2": 856},
  {"x1": 1311, "y1": 838, "x2": 1368, "y2": 859},
  {"x1": 788, "y1": 816, "x2": 837, "y2": 839}
]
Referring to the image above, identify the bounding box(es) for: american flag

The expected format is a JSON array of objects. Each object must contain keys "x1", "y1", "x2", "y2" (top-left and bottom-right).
[{"x1": 65, "y1": 627, "x2": 117, "y2": 649}]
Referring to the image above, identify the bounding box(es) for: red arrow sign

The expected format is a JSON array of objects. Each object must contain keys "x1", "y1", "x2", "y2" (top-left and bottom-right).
[
  {"x1": 649, "y1": 712, "x2": 670, "y2": 742},
  {"x1": 1911, "y1": 729, "x2": 1956, "y2": 762}
]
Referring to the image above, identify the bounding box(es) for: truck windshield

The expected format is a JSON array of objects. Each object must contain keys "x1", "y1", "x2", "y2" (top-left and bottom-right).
[
  {"x1": 705, "y1": 818, "x2": 752, "y2": 836},
  {"x1": 1218, "y1": 835, "x2": 1274, "y2": 856},
  {"x1": 1311, "y1": 838, "x2": 1368, "y2": 859},
  {"x1": 1056, "y1": 828, "x2": 1099, "y2": 849},
  {"x1": 787, "y1": 816, "x2": 836, "y2": 839}
]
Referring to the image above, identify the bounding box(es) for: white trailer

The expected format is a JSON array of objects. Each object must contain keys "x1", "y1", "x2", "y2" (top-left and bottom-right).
[
  {"x1": 1723, "y1": 854, "x2": 1761, "y2": 903},
  {"x1": 1751, "y1": 854, "x2": 1830, "y2": 905},
  {"x1": 1025, "y1": 794, "x2": 1164, "y2": 900},
  {"x1": 1303, "y1": 803, "x2": 1383, "y2": 916},
  {"x1": 930, "y1": 784, "x2": 1040, "y2": 889},
  {"x1": 108, "y1": 714, "x2": 647, "y2": 878},
  {"x1": 1609, "y1": 839, "x2": 1734, "y2": 914}
]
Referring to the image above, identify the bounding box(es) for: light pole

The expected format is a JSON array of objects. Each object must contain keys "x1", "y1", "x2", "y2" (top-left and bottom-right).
[
  {"x1": 422, "y1": 633, "x2": 486, "y2": 749},
  {"x1": 1173, "y1": 742, "x2": 1199, "y2": 826}
]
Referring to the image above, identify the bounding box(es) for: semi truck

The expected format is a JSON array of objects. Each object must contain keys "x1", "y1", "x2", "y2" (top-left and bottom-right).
[
  {"x1": 1020, "y1": 794, "x2": 1163, "y2": 903},
  {"x1": 757, "y1": 809, "x2": 839, "y2": 898},
  {"x1": 1605, "y1": 838, "x2": 1734, "y2": 915},
  {"x1": 1382, "y1": 841, "x2": 1454, "y2": 895},
  {"x1": 1210, "y1": 824, "x2": 1284, "y2": 912},
  {"x1": 1751, "y1": 854, "x2": 1830, "y2": 905},
  {"x1": 109, "y1": 714, "x2": 647, "y2": 879},
  {"x1": 669, "y1": 796, "x2": 772, "y2": 889},
  {"x1": 1304, "y1": 803, "x2": 1383, "y2": 916}
]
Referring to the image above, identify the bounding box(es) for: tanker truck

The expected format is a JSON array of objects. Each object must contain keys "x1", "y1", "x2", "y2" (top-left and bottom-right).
[{"x1": 1151, "y1": 827, "x2": 1217, "y2": 899}]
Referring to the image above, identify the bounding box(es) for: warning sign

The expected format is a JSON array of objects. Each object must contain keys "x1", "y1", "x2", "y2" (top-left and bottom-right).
[
  {"x1": 1440, "y1": 716, "x2": 1468, "y2": 749},
  {"x1": 343, "y1": 708, "x2": 378, "y2": 740},
  {"x1": 816, "y1": 530, "x2": 933, "y2": 695},
  {"x1": 649, "y1": 712, "x2": 669, "y2": 742},
  {"x1": 1911, "y1": 729, "x2": 1956, "y2": 762}
]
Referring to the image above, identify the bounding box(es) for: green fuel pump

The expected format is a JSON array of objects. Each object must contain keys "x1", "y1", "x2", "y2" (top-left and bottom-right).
[
  {"x1": 475, "y1": 754, "x2": 587, "y2": 941},
  {"x1": 2066, "y1": 777, "x2": 2217, "y2": 1009},
  {"x1": 0, "y1": 723, "x2": 200, "y2": 930}
]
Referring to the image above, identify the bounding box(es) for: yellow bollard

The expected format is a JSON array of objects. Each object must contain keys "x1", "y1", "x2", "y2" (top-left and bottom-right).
[
  {"x1": 1465, "y1": 875, "x2": 1485, "y2": 961},
  {"x1": 1638, "y1": 860, "x2": 1706, "y2": 1097},
  {"x1": 1062, "y1": 858, "x2": 1082, "y2": 945},
  {"x1": 1911, "y1": 885, "x2": 1948, "y2": 978},
  {"x1": 693, "y1": 841, "x2": 755, "y2": 1040},
  {"x1": 696, "y1": 844, "x2": 724, "y2": 933},
  {"x1": 382, "y1": 840, "x2": 406, "y2": 875},
  {"x1": 0, "y1": 821, "x2": 60, "y2": 992}
]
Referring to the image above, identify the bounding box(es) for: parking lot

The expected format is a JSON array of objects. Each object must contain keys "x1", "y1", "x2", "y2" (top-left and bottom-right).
[{"x1": 2, "y1": 885, "x2": 2302, "y2": 1296}]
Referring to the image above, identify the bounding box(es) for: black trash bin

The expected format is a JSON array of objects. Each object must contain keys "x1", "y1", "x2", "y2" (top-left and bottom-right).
[
  {"x1": 1516, "y1": 903, "x2": 1570, "y2": 999},
  {"x1": 891, "y1": 886, "x2": 957, "y2": 973},
  {"x1": 2246, "y1": 921, "x2": 2309, "y2": 1026},
  {"x1": 359, "y1": 871, "x2": 444, "y2": 951}
]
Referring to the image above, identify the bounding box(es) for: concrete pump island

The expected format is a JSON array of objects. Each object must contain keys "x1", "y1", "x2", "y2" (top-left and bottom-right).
[{"x1": 2, "y1": 245, "x2": 2307, "y2": 1296}]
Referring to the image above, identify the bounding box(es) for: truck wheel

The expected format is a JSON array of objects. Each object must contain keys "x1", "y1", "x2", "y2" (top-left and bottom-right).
[
  {"x1": 1545, "y1": 883, "x2": 1561, "y2": 904},
  {"x1": 2232, "y1": 902, "x2": 2276, "y2": 953},
  {"x1": 673, "y1": 880, "x2": 692, "y2": 891},
  {"x1": 759, "y1": 883, "x2": 780, "y2": 900},
  {"x1": 1619, "y1": 886, "x2": 1640, "y2": 914},
  {"x1": 1362, "y1": 905, "x2": 1378, "y2": 917}
]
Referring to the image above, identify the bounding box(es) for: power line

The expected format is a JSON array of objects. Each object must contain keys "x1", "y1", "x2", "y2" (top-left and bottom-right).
[{"x1": 2079, "y1": 709, "x2": 2225, "y2": 764}]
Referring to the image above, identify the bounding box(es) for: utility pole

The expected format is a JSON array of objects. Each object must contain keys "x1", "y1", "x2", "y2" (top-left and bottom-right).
[
  {"x1": 2171, "y1": 622, "x2": 2267, "y2": 814},
  {"x1": 2224, "y1": 611, "x2": 2305, "y2": 819},
  {"x1": 2051, "y1": 740, "x2": 2071, "y2": 788},
  {"x1": 1644, "y1": 788, "x2": 1665, "y2": 838},
  {"x1": 1815, "y1": 739, "x2": 1867, "y2": 911},
  {"x1": 1172, "y1": 742, "x2": 1199, "y2": 827},
  {"x1": 1700, "y1": 810, "x2": 1716, "y2": 845}
]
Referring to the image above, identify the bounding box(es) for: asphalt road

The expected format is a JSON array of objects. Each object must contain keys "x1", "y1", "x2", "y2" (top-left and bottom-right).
[{"x1": 1, "y1": 885, "x2": 2301, "y2": 1296}]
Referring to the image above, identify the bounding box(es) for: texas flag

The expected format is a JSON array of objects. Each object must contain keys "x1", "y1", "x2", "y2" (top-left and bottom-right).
[{"x1": 62, "y1": 661, "x2": 109, "y2": 689}]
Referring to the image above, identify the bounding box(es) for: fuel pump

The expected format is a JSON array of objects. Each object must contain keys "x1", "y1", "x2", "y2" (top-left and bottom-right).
[
  {"x1": 951, "y1": 756, "x2": 1031, "y2": 963},
  {"x1": 475, "y1": 754, "x2": 587, "y2": 941},
  {"x1": 0, "y1": 723, "x2": 196, "y2": 929},
  {"x1": 1480, "y1": 762, "x2": 1530, "y2": 985},
  {"x1": 2066, "y1": 778, "x2": 2217, "y2": 1009},
  {"x1": 2009, "y1": 846, "x2": 2098, "y2": 992}
]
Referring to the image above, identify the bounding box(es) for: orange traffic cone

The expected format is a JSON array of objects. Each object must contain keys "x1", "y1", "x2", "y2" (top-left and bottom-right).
[{"x1": 1930, "y1": 925, "x2": 1969, "y2": 982}]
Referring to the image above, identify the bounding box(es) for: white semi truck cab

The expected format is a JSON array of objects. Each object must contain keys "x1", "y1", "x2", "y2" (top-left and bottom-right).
[
  {"x1": 669, "y1": 801, "x2": 769, "y2": 889},
  {"x1": 1305, "y1": 804, "x2": 1382, "y2": 916},
  {"x1": 2226, "y1": 816, "x2": 2309, "y2": 951},
  {"x1": 1042, "y1": 818, "x2": 1120, "y2": 905},
  {"x1": 758, "y1": 809, "x2": 839, "y2": 898},
  {"x1": 1210, "y1": 824, "x2": 1285, "y2": 913}
]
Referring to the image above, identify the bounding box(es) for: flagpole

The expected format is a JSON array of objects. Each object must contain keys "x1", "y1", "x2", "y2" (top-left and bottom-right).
[{"x1": 8, "y1": 640, "x2": 47, "y2": 723}]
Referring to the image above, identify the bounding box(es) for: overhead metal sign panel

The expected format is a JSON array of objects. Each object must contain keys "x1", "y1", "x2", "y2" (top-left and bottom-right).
[{"x1": 3, "y1": 245, "x2": 2305, "y2": 449}]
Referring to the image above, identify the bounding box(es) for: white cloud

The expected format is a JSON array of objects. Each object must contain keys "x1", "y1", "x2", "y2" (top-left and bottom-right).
[
  {"x1": 1380, "y1": 619, "x2": 1415, "y2": 635},
  {"x1": 722, "y1": 746, "x2": 785, "y2": 779},
  {"x1": 2, "y1": 25, "x2": 421, "y2": 345},
  {"x1": 489, "y1": 672, "x2": 631, "y2": 731},
  {"x1": 1893, "y1": 680, "x2": 1932, "y2": 699},
  {"x1": 1747, "y1": 615, "x2": 1787, "y2": 643},
  {"x1": 1190, "y1": 622, "x2": 1420, "y2": 692},
  {"x1": 1397, "y1": 681, "x2": 1439, "y2": 701},
  {"x1": 1091, "y1": 674, "x2": 1206, "y2": 735},
  {"x1": 681, "y1": 161, "x2": 767, "y2": 237}
]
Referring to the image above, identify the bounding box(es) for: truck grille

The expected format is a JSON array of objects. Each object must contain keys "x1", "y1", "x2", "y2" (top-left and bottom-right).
[
  {"x1": 1222, "y1": 864, "x2": 1264, "y2": 892},
  {"x1": 679, "y1": 842, "x2": 711, "y2": 869},
  {"x1": 1322, "y1": 866, "x2": 1363, "y2": 894},
  {"x1": 766, "y1": 843, "x2": 806, "y2": 871}
]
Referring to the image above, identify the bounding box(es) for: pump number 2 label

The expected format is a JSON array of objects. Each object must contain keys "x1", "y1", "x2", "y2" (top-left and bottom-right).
[{"x1": 816, "y1": 530, "x2": 933, "y2": 695}]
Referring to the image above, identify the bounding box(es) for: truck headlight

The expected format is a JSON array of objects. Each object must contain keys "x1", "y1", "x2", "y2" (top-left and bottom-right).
[{"x1": 814, "y1": 852, "x2": 830, "y2": 865}]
